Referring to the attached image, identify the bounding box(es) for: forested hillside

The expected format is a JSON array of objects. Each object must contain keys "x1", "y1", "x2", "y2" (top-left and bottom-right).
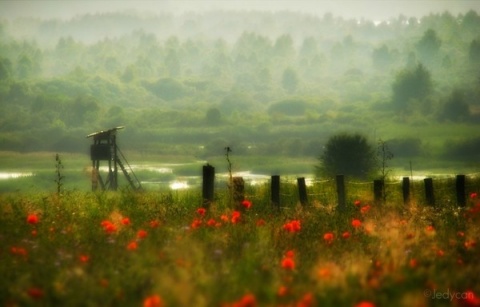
[{"x1": 1, "y1": 10, "x2": 479, "y2": 168}]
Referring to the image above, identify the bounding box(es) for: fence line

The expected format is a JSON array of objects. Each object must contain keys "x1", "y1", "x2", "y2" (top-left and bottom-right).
[{"x1": 201, "y1": 165, "x2": 479, "y2": 209}]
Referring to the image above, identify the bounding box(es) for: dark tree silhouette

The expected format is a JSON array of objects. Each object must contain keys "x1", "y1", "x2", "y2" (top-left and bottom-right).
[
  {"x1": 316, "y1": 133, "x2": 376, "y2": 179},
  {"x1": 392, "y1": 64, "x2": 432, "y2": 112}
]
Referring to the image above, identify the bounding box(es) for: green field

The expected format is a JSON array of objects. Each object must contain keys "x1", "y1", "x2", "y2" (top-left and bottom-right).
[{"x1": 1, "y1": 176, "x2": 480, "y2": 306}]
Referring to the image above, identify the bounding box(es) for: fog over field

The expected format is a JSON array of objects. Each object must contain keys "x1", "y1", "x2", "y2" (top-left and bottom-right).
[{"x1": 1, "y1": 0, "x2": 478, "y2": 20}]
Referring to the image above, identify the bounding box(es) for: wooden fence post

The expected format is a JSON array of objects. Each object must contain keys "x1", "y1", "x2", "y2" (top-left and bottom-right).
[
  {"x1": 202, "y1": 164, "x2": 215, "y2": 208},
  {"x1": 456, "y1": 174, "x2": 466, "y2": 207},
  {"x1": 233, "y1": 176, "x2": 245, "y2": 210},
  {"x1": 271, "y1": 175, "x2": 280, "y2": 208},
  {"x1": 373, "y1": 179, "x2": 384, "y2": 205},
  {"x1": 424, "y1": 178, "x2": 435, "y2": 207},
  {"x1": 336, "y1": 175, "x2": 346, "y2": 211},
  {"x1": 297, "y1": 177, "x2": 308, "y2": 206},
  {"x1": 402, "y1": 177, "x2": 410, "y2": 205}
]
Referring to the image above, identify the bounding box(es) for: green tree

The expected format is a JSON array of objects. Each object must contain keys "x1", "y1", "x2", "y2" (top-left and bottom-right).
[
  {"x1": 391, "y1": 64, "x2": 432, "y2": 112},
  {"x1": 316, "y1": 133, "x2": 376, "y2": 179},
  {"x1": 439, "y1": 89, "x2": 470, "y2": 122},
  {"x1": 281, "y1": 67, "x2": 299, "y2": 93},
  {"x1": 416, "y1": 29, "x2": 441, "y2": 65}
]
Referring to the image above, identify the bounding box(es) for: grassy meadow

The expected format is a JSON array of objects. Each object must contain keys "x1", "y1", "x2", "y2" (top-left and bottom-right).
[{"x1": 1, "y1": 173, "x2": 480, "y2": 307}]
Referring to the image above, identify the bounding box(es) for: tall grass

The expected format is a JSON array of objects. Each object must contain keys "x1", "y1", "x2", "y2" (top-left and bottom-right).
[{"x1": 1, "y1": 179, "x2": 480, "y2": 306}]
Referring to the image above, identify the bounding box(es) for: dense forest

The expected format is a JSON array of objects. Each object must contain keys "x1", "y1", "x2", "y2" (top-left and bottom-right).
[{"x1": 1, "y1": 10, "x2": 480, "y2": 170}]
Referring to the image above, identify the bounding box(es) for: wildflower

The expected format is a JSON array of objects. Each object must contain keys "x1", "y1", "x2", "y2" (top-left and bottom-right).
[
  {"x1": 143, "y1": 294, "x2": 163, "y2": 307},
  {"x1": 436, "y1": 249, "x2": 444, "y2": 257},
  {"x1": 342, "y1": 231, "x2": 351, "y2": 239},
  {"x1": 206, "y1": 218, "x2": 217, "y2": 227},
  {"x1": 323, "y1": 232, "x2": 334, "y2": 244},
  {"x1": 137, "y1": 229, "x2": 148, "y2": 239},
  {"x1": 354, "y1": 200, "x2": 361, "y2": 206},
  {"x1": 27, "y1": 287, "x2": 44, "y2": 300},
  {"x1": 196, "y1": 207, "x2": 206, "y2": 216},
  {"x1": 285, "y1": 250, "x2": 295, "y2": 258},
  {"x1": 79, "y1": 255, "x2": 90, "y2": 263},
  {"x1": 277, "y1": 285, "x2": 288, "y2": 297},
  {"x1": 237, "y1": 293, "x2": 256, "y2": 307},
  {"x1": 462, "y1": 290, "x2": 480, "y2": 306},
  {"x1": 241, "y1": 200, "x2": 252, "y2": 209},
  {"x1": 27, "y1": 214, "x2": 39, "y2": 225},
  {"x1": 281, "y1": 257, "x2": 295, "y2": 270},
  {"x1": 256, "y1": 219, "x2": 266, "y2": 227},
  {"x1": 231, "y1": 211, "x2": 241, "y2": 224},
  {"x1": 101, "y1": 220, "x2": 117, "y2": 234},
  {"x1": 10, "y1": 246, "x2": 28, "y2": 257},
  {"x1": 127, "y1": 241, "x2": 138, "y2": 251},
  {"x1": 283, "y1": 220, "x2": 301, "y2": 233},
  {"x1": 409, "y1": 258, "x2": 418, "y2": 268},
  {"x1": 457, "y1": 231, "x2": 465, "y2": 237},
  {"x1": 297, "y1": 292, "x2": 314, "y2": 307},
  {"x1": 191, "y1": 219, "x2": 202, "y2": 229},
  {"x1": 31, "y1": 229, "x2": 37, "y2": 237},
  {"x1": 355, "y1": 301, "x2": 375, "y2": 307},
  {"x1": 360, "y1": 205, "x2": 371, "y2": 214},
  {"x1": 426, "y1": 225, "x2": 435, "y2": 232},
  {"x1": 149, "y1": 220, "x2": 160, "y2": 228},
  {"x1": 351, "y1": 219, "x2": 362, "y2": 228},
  {"x1": 121, "y1": 217, "x2": 131, "y2": 225},
  {"x1": 464, "y1": 240, "x2": 476, "y2": 249},
  {"x1": 220, "y1": 214, "x2": 229, "y2": 222},
  {"x1": 470, "y1": 192, "x2": 478, "y2": 199}
]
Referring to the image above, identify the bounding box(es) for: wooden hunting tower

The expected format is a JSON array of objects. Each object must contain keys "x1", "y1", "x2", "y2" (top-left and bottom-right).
[{"x1": 87, "y1": 126, "x2": 141, "y2": 191}]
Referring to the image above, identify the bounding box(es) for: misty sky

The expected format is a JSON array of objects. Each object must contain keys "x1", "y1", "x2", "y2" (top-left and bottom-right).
[{"x1": 0, "y1": 0, "x2": 478, "y2": 21}]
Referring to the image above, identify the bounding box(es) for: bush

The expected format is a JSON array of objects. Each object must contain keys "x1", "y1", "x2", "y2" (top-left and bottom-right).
[{"x1": 316, "y1": 133, "x2": 376, "y2": 179}]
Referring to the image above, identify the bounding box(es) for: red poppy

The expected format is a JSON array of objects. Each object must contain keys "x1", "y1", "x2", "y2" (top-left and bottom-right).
[
  {"x1": 360, "y1": 205, "x2": 371, "y2": 214},
  {"x1": 121, "y1": 217, "x2": 131, "y2": 225},
  {"x1": 283, "y1": 220, "x2": 301, "y2": 233},
  {"x1": 206, "y1": 218, "x2": 217, "y2": 227},
  {"x1": 354, "y1": 200, "x2": 362, "y2": 206},
  {"x1": 27, "y1": 214, "x2": 39, "y2": 225},
  {"x1": 137, "y1": 229, "x2": 148, "y2": 239},
  {"x1": 241, "y1": 200, "x2": 252, "y2": 209},
  {"x1": 10, "y1": 246, "x2": 28, "y2": 257},
  {"x1": 281, "y1": 257, "x2": 295, "y2": 270},
  {"x1": 323, "y1": 232, "x2": 334, "y2": 243},
  {"x1": 355, "y1": 301, "x2": 375, "y2": 307},
  {"x1": 342, "y1": 231, "x2": 351, "y2": 239},
  {"x1": 149, "y1": 220, "x2": 160, "y2": 228},
  {"x1": 101, "y1": 220, "x2": 117, "y2": 234},
  {"x1": 196, "y1": 207, "x2": 206, "y2": 216},
  {"x1": 127, "y1": 241, "x2": 138, "y2": 251},
  {"x1": 220, "y1": 214, "x2": 229, "y2": 222},
  {"x1": 285, "y1": 250, "x2": 295, "y2": 258},
  {"x1": 297, "y1": 292, "x2": 314, "y2": 307},
  {"x1": 462, "y1": 290, "x2": 480, "y2": 306},
  {"x1": 231, "y1": 211, "x2": 241, "y2": 224},
  {"x1": 351, "y1": 219, "x2": 362, "y2": 228},
  {"x1": 238, "y1": 293, "x2": 257, "y2": 307},
  {"x1": 409, "y1": 258, "x2": 418, "y2": 268},
  {"x1": 79, "y1": 254, "x2": 90, "y2": 263},
  {"x1": 191, "y1": 219, "x2": 202, "y2": 229},
  {"x1": 470, "y1": 192, "x2": 478, "y2": 199},
  {"x1": 256, "y1": 219, "x2": 266, "y2": 226},
  {"x1": 277, "y1": 285, "x2": 288, "y2": 297},
  {"x1": 27, "y1": 287, "x2": 44, "y2": 300},
  {"x1": 143, "y1": 294, "x2": 163, "y2": 307}
]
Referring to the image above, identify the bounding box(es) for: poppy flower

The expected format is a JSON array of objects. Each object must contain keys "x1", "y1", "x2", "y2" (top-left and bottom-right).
[
  {"x1": 238, "y1": 293, "x2": 256, "y2": 307},
  {"x1": 231, "y1": 211, "x2": 241, "y2": 224},
  {"x1": 196, "y1": 207, "x2": 206, "y2": 216},
  {"x1": 283, "y1": 220, "x2": 301, "y2": 233},
  {"x1": 207, "y1": 218, "x2": 219, "y2": 227},
  {"x1": 256, "y1": 219, "x2": 266, "y2": 226},
  {"x1": 101, "y1": 220, "x2": 117, "y2": 234},
  {"x1": 241, "y1": 200, "x2": 252, "y2": 209},
  {"x1": 360, "y1": 205, "x2": 371, "y2": 214},
  {"x1": 27, "y1": 287, "x2": 44, "y2": 300},
  {"x1": 79, "y1": 255, "x2": 90, "y2": 263},
  {"x1": 10, "y1": 246, "x2": 27, "y2": 257},
  {"x1": 342, "y1": 231, "x2": 351, "y2": 239},
  {"x1": 354, "y1": 200, "x2": 362, "y2": 206},
  {"x1": 351, "y1": 219, "x2": 362, "y2": 228},
  {"x1": 143, "y1": 294, "x2": 163, "y2": 307},
  {"x1": 127, "y1": 241, "x2": 138, "y2": 251},
  {"x1": 191, "y1": 219, "x2": 202, "y2": 229},
  {"x1": 281, "y1": 257, "x2": 295, "y2": 270},
  {"x1": 323, "y1": 232, "x2": 334, "y2": 243},
  {"x1": 149, "y1": 220, "x2": 160, "y2": 228},
  {"x1": 137, "y1": 229, "x2": 148, "y2": 239},
  {"x1": 297, "y1": 292, "x2": 314, "y2": 307},
  {"x1": 121, "y1": 217, "x2": 131, "y2": 225},
  {"x1": 277, "y1": 285, "x2": 288, "y2": 297},
  {"x1": 470, "y1": 192, "x2": 478, "y2": 199},
  {"x1": 285, "y1": 250, "x2": 295, "y2": 258},
  {"x1": 355, "y1": 301, "x2": 375, "y2": 307},
  {"x1": 27, "y1": 214, "x2": 39, "y2": 225}
]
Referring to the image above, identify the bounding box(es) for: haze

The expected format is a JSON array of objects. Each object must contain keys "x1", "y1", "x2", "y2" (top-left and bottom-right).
[{"x1": 1, "y1": 0, "x2": 478, "y2": 21}]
